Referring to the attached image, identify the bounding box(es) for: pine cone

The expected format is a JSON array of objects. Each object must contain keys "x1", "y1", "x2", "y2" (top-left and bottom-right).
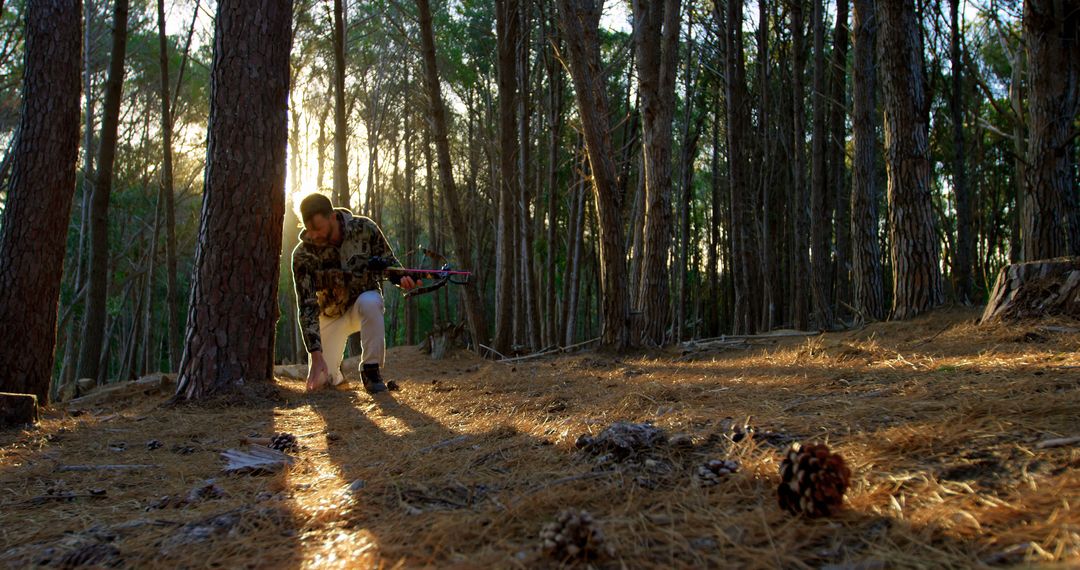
[
  {"x1": 268, "y1": 432, "x2": 298, "y2": 452},
  {"x1": 696, "y1": 459, "x2": 740, "y2": 487},
  {"x1": 777, "y1": 443, "x2": 851, "y2": 517},
  {"x1": 539, "y1": 509, "x2": 613, "y2": 561}
]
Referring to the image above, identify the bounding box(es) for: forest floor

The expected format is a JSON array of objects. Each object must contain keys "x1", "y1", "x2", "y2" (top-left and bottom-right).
[{"x1": 1, "y1": 308, "x2": 1079, "y2": 569}]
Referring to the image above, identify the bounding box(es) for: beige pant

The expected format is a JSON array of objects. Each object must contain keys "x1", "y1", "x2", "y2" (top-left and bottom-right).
[{"x1": 312, "y1": 289, "x2": 385, "y2": 386}]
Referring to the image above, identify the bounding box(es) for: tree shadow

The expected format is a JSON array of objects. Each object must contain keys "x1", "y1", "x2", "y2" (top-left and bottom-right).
[{"x1": 0, "y1": 391, "x2": 305, "y2": 568}]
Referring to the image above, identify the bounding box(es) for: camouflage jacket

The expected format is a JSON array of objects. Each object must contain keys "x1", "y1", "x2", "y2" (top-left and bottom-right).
[{"x1": 292, "y1": 208, "x2": 400, "y2": 353}]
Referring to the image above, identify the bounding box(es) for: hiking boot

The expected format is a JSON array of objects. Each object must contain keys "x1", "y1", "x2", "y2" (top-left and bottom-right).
[{"x1": 361, "y1": 364, "x2": 387, "y2": 394}]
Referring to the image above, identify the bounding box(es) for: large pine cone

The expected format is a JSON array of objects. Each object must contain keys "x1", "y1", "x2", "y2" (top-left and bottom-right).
[
  {"x1": 539, "y1": 509, "x2": 613, "y2": 561},
  {"x1": 268, "y1": 432, "x2": 299, "y2": 452},
  {"x1": 777, "y1": 442, "x2": 851, "y2": 517}
]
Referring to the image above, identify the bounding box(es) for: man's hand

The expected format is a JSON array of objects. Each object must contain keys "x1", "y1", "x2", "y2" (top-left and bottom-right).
[
  {"x1": 306, "y1": 351, "x2": 330, "y2": 392},
  {"x1": 399, "y1": 275, "x2": 423, "y2": 292}
]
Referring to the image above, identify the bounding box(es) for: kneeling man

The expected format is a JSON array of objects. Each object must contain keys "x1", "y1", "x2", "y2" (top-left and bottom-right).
[{"x1": 292, "y1": 193, "x2": 420, "y2": 393}]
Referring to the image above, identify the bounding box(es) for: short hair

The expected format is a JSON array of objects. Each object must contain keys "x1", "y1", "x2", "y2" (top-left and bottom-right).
[{"x1": 299, "y1": 193, "x2": 333, "y2": 226}]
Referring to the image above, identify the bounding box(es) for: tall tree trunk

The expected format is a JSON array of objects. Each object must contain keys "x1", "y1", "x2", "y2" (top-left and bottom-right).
[
  {"x1": 632, "y1": 0, "x2": 681, "y2": 346},
  {"x1": 677, "y1": 19, "x2": 702, "y2": 341},
  {"x1": 757, "y1": 0, "x2": 774, "y2": 331},
  {"x1": 0, "y1": 0, "x2": 82, "y2": 402},
  {"x1": 403, "y1": 73, "x2": 418, "y2": 346},
  {"x1": 790, "y1": 0, "x2": 810, "y2": 330},
  {"x1": 421, "y1": 120, "x2": 444, "y2": 323},
  {"x1": 77, "y1": 0, "x2": 128, "y2": 385},
  {"x1": 1022, "y1": 0, "x2": 1079, "y2": 260},
  {"x1": 58, "y1": 0, "x2": 97, "y2": 393},
  {"x1": 556, "y1": 0, "x2": 630, "y2": 349},
  {"x1": 518, "y1": 0, "x2": 541, "y2": 350},
  {"x1": 810, "y1": 0, "x2": 834, "y2": 329},
  {"x1": 157, "y1": 0, "x2": 181, "y2": 371},
  {"x1": 708, "y1": 89, "x2": 722, "y2": 336},
  {"x1": 949, "y1": 0, "x2": 973, "y2": 301},
  {"x1": 850, "y1": 0, "x2": 884, "y2": 321},
  {"x1": 543, "y1": 20, "x2": 563, "y2": 348},
  {"x1": 415, "y1": 0, "x2": 490, "y2": 347},
  {"x1": 143, "y1": 182, "x2": 163, "y2": 374},
  {"x1": 723, "y1": 0, "x2": 759, "y2": 334},
  {"x1": 493, "y1": 0, "x2": 518, "y2": 355},
  {"x1": 332, "y1": 0, "x2": 349, "y2": 208},
  {"x1": 830, "y1": 0, "x2": 851, "y2": 315},
  {"x1": 877, "y1": 0, "x2": 944, "y2": 320},
  {"x1": 564, "y1": 155, "x2": 587, "y2": 345},
  {"x1": 173, "y1": 0, "x2": 292, "y2": 400}
]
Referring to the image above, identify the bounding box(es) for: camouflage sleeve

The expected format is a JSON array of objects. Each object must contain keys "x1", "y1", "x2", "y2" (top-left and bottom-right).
[{"x1": 292, "y1": 248, "x2": 322, "y2": 353}]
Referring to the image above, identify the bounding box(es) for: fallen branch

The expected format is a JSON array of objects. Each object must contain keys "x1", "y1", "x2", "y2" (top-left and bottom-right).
[
  {"x1": 681, "y1": 330, "x2": 821, "y2": 347},
  {"x1": 1036, "y1": 436, "x2": 1080, "y2": 449},
  {"x1": 496, "y1": 337, "x2": 602, "y2": 364},
  {"x1": 57, "y1": 464, "x2": 160, "y2": 472}
]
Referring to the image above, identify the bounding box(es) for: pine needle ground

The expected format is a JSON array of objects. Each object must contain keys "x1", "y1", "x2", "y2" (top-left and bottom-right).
[{"x1": 1, "y1": 308, "x2": 1078, "y2": 568}]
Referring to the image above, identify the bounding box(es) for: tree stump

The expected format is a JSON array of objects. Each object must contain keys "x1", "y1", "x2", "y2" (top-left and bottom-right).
[
  {"x1": 0, "y1": 392, "x2": 39, "y2": 428},
  {"x1": 981, "y1": 258, "x2": 1080, "y2": 322}
]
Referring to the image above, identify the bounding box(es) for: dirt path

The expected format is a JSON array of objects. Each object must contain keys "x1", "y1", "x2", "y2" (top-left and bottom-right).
[{"x1": 1, "y1": 309, "x2": 1079, "y2": 568}]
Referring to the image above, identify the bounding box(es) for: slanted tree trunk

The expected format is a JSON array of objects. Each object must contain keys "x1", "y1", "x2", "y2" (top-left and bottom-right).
[
  {"x1": 173, "y1": 0, "x2": 292, "y2": 400},
  {"x1": 415, "y1": 0, "x2": 490, "y2": 347},
  {"x1": 877, "y1": 0, "x2": 944, "y2": 320},
  {"x1": 850, "y1": 0, "x2": 884, "y2": 321},
  {"x1": 157, "y1": 0, "x2": 181, "y2": 371},
  {"x1": 981, "y1": 258, "x2": 1080, "y2": 322},
  {"x1": 632, "y1": 0, "x2": 680, "y2": 346},
  {"x1": 0, "y1": 0, "x2": 82, "y2": 403},
  {"x1": 949, "y1": 0, "x2": 973, "y2": 302},
  {"x1": 77, "y1": 0, "x2": 129, "y2": 385},
  {"x1": 556, "y1": 0, "x2": 630, "y2": 349},
  {"x1": 1022, "y1": 0, "x2": 1080, "y2": 260},
  {"x1": 332, "y1": 0, "x2": 349, "y2": 209},
  {"x1": 493, "y1": 0, "x2": 518, "y2": 355}
]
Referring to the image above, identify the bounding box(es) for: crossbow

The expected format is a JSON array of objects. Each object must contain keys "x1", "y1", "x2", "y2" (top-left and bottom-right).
[{"x1": 368, "y1": 247, "x2": 471, "y2": 298}]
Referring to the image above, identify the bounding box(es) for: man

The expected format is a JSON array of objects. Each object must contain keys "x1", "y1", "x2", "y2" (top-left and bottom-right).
[{"x1": 292, "y1": 193, "x2": 421, "y2": 393}]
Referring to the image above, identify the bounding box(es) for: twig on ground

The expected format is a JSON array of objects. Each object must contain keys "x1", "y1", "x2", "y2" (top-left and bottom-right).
[
  {"x1": 1036, "y1": 436, "x2": 1080, "y2": 449},
  {"x1": 57, "y1": 464, "x2": 160, "y2": 472}
]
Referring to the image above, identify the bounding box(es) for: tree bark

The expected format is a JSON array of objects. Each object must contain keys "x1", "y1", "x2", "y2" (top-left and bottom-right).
[
  {"x1": 632, "y1": 0, "x2": 680, "y2": 346},
  {"x1": 981, "y1": 258, "x2": 1080, "y2": 322},
  {"x1": 949, "y1": 0, "x2": 973, "y2": 302},
  {"x1": 877, "y1": 0, "x2": 944, "y2": 320},
  {"x1": 0, "y1": 0, "x2": 82, "y2": 403},
  {"x1": 493, "y1": 0, "x2": 518, "y2": 355},
  {"x1": 518, "y1": 0, "x2": 542, "y2": 350},
  {"x1": 1022, "y1": 0, "x2": 1080, "y2": 260},
  {"x1": 556, "y1": 0, "x2": 630, "y2": 349},
  {"x1": 173, "y1": 0, "x2": 292, "y2": 400},
  {"x1": 850, "y1": 0, "x2": 884, "y2": 321},
  {"x1": 790, "y1": 0, "x2": 810, "y2": 330},
  {"x1": 810, "y1": 0, "x2": 834, "y2": 329},
  {"x1": 830, "y1": 0, "x2": 851, "y2": 315},
  {"x1": 415, "y1": 0, "x2": 490, "y2": 347},
  {"x1": 77, "y1": 0, "x2": 128, "y2": 385},
  {"x1": 332, "y1": 0, "x2": 349, "y2": 209},
  {"x1": 723, "y1": 0, "x2": 760, "y2": 334},
  {"x1": 157, "y1": 0, "x2": 181, "y2": 371}
]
